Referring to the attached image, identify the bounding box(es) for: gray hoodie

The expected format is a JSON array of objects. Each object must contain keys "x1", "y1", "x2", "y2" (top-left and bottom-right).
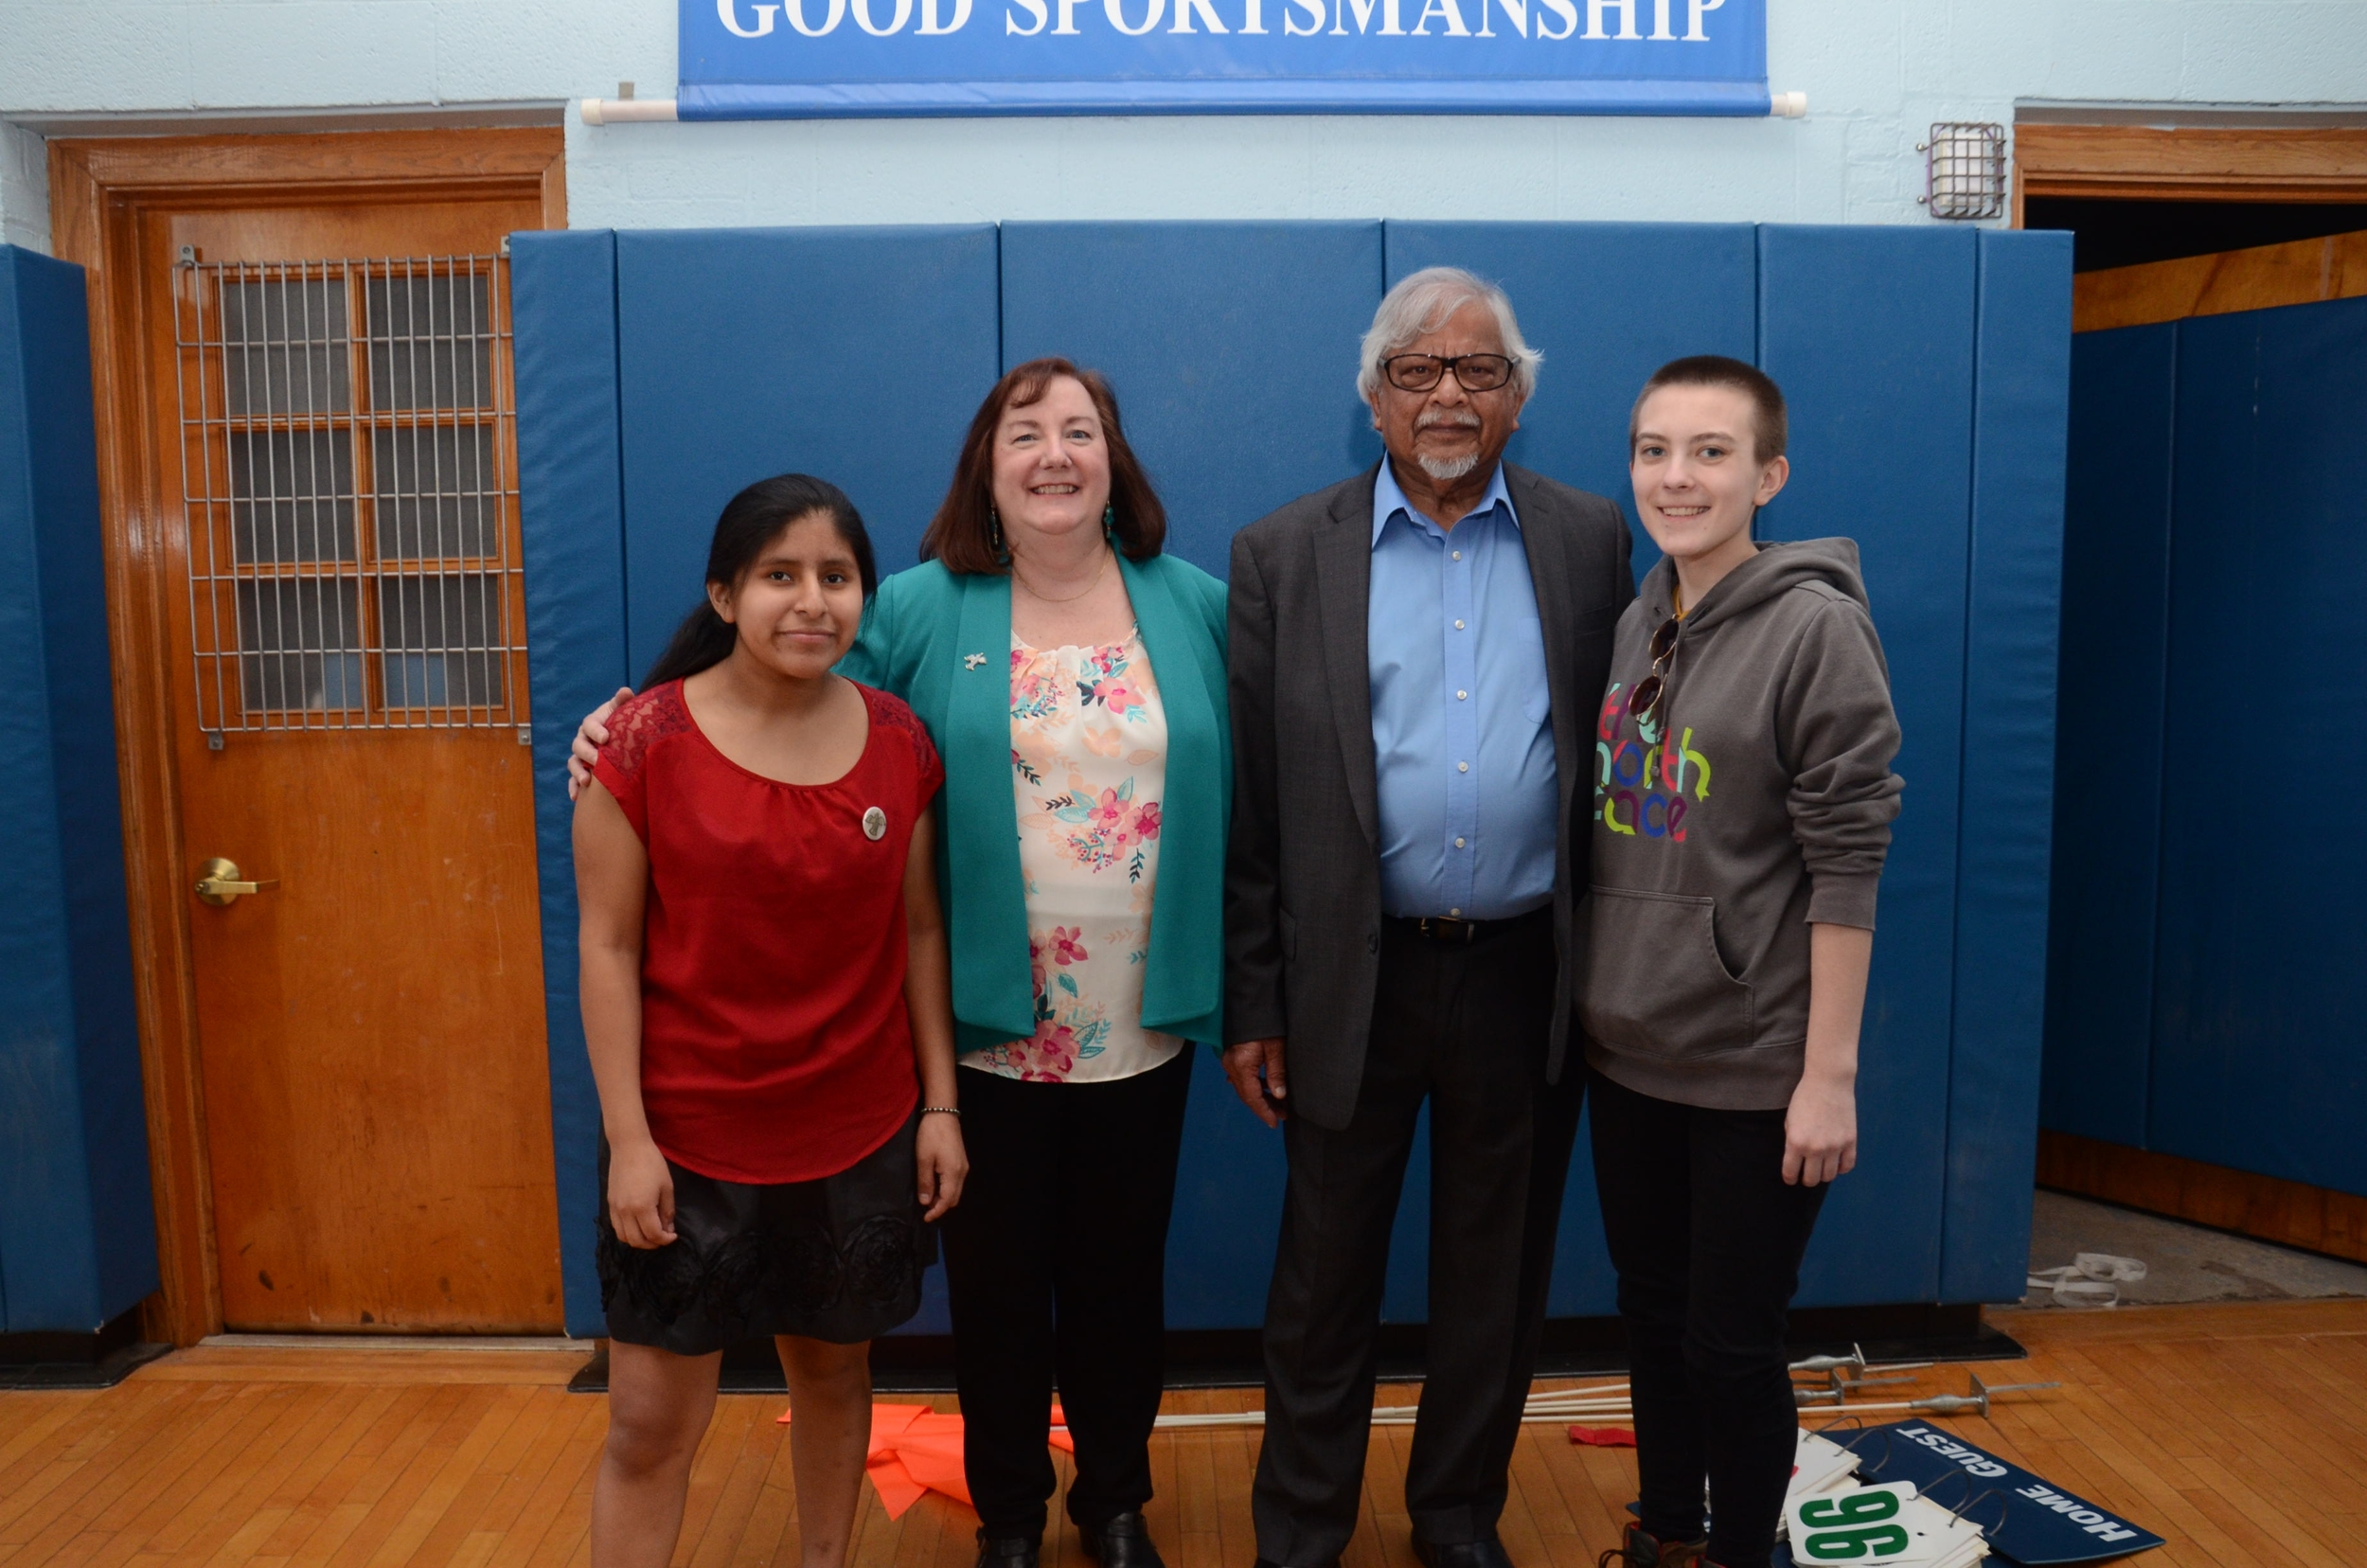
[{"x1": 1580, "y1": 538, "x2": 1903, "y2": 1111}]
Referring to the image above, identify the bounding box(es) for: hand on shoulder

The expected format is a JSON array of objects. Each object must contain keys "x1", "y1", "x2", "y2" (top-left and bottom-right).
[{"x1": 566, "y1": 686, "x2": 636, "y2": 800}]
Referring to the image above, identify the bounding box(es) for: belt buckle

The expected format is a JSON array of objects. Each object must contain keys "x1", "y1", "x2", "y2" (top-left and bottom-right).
[{"x1": 1420, "y1": 915, "x2": 1476, "y2": 944}]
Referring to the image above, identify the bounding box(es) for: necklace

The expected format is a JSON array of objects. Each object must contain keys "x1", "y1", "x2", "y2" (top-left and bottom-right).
[{"x1": 1011, "y1": 546, "x2": 1112, "y2": 605}]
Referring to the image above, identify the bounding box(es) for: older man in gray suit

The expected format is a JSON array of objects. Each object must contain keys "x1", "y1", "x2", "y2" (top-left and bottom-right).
[{"x1": 1223, "y1": 268, "x2": 1633, "y2": 1568}]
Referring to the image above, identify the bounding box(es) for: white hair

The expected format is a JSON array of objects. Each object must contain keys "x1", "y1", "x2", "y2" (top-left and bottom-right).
[{"x1": 1356, "y1": 266, "x2": 1542, "y2": 405}]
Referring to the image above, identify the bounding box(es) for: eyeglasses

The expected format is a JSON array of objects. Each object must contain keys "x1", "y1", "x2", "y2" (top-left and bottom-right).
[
  {"x1": 1628, "y1": 615, "x2": 1682, "y2": 733},
  {"x1": 1380, "y1": 353, "x2": 1517, "y2": 394}
]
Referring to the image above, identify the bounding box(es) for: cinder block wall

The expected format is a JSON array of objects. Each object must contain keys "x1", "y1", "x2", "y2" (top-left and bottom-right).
[
  {"x1": 4, "y1": 0, "x2": 2365, "y2": 248},
  {"x1": 0, "y1": 124, "x2": 46, "y2": 254}
]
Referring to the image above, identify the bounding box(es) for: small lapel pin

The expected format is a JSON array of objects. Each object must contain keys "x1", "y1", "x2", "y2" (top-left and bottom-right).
[
  {"x1": 964, "y1": 651, "x2": 988, "y2": 670},
  {"x1": 862, "y1": 807, "x2": 887, "y2": 841}
]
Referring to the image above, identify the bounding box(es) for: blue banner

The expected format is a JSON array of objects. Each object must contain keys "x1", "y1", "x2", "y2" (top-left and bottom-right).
[
  {"x1": 680, "y1": 0, "x2": 1767, "y2": 116},
  {"x1": 1835, "y1": 1423, "x2": 2166, "y2": 1564}
]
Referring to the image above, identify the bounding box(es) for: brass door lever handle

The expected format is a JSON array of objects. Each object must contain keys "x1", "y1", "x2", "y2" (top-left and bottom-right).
[{"x1": 195, "y1": 857, "x2": 280, "y2": 907}]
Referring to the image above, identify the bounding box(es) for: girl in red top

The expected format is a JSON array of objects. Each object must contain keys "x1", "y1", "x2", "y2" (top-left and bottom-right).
[{"x1": 576, "y1": 473, "x2": 966, "y2": 1568}]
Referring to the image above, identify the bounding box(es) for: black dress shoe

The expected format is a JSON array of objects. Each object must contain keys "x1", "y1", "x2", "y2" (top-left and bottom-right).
[
  {"x1": 1594, "y1": 1524, "x2": 1705, "y2": 1568},
  {"x1": 1411, "y1": 1533, "x2": 1515, "y2": 1568},
  {"x1": 1077, "y1": 1512, "x2": 1165, "y2": 1568},
  {"x1": 974, "y1": 1531, "x2": 1041, "y2": 1568}
]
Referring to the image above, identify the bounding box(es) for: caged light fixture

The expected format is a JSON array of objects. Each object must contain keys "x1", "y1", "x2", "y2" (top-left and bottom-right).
[{"x1": 1918, "y1": 122, "x2": 2007, "y2": 221}]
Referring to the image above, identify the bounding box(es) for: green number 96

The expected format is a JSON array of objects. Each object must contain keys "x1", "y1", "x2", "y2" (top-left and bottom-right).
[
  {"x1": 1801, "y1": 1526, "x2": 1911, "y2": 1561},
  {"x1": 1799, "y1": 1492, "x2": 1901, "y2": 1528},
  {"x1": 1797, "y1": 1490, "x2": 1910, "y2": 1561}
]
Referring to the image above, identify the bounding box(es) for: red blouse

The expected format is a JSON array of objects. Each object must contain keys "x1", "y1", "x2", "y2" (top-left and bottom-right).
[{"x1": 593, "y1": 679, "x2": 944, "y2": 1185}]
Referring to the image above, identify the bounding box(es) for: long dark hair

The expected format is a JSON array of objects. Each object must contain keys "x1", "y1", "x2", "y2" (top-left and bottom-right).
[
  {"x1": 918, "y1": 357, "x2": 1166, "y2": 576},
  {"x1": 643, "y1": 473, "x2": 878, "y2": 687}
]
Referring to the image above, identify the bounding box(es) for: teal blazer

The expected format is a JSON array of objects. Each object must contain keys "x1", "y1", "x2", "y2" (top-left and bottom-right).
[{"x1": 839, "y1": 553, "x2": 1231, "y2": 1055}]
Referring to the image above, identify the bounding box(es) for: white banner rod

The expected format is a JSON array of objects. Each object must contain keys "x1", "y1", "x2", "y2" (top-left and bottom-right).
[{"x1": 582, "y1": 98, "x2": 682, "y2": 124}]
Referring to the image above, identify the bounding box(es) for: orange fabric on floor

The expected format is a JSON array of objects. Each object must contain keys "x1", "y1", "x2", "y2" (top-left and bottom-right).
[
  {"x1": 777, "y1": 1402, "x2": 973, "y2": 1517},
  {"x1": 779, "y1": 1402, "x2": 1085, "y2": 1516}
]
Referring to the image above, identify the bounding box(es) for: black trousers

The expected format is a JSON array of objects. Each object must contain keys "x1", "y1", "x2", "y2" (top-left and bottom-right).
[
  {"x1": 1587, "y1": 1069, "x2": 1829, "y2": 1568},
  {"x1": 1253, "y1": 914, "x2": 1575, "y2": 1566},
  {"x1": 942, "y1": 1047, "x2": 1193, "y2": 1540}
]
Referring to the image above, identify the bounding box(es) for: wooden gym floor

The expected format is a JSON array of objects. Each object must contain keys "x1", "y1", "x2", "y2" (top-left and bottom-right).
[{"x1": 4, "y1": 1300, "x2": 2364, "y2": 1568}]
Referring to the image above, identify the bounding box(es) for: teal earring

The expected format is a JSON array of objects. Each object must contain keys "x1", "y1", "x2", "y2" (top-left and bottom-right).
[
  {"x1": 1103, "y1": 504, "x2": 1116, "y2": 541},
  {"x1": 989, "y1": 505, "x2": 1010, "y2": 565}
]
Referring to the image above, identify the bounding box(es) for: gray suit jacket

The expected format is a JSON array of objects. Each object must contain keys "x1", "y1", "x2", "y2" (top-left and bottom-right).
[{"x1": 1224, "y1": 461, "x2": 1635, "y2": 1131}]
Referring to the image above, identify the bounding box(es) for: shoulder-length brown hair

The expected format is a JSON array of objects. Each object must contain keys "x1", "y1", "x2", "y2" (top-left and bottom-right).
[{"x1": 919, "y1": 357, "x2": 1166, "y2": 576}]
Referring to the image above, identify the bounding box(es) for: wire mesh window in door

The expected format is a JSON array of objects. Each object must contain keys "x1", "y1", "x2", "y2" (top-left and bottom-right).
[{"x1": 174, "y1": 255, "x2": 527, "y2": 738}]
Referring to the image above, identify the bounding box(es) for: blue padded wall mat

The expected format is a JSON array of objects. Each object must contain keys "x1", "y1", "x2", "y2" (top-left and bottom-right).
[
  {"x1": 1941, "y1": 230, "x2": 2071, "y2": 1303},
  {"x1": 27, "y1": 249, "x2": 154, "y2": 1326},
  {"x1": 1379, "y1": 221, "x2": 1758, "y2": 1318},
  {"x1": 2039, "y1": 322, "x2": 2176, "y2": 1149},
  {"x1": 615, "y1": 226, "x2": 1001, "y2": 678},
  {"x1": 1000, "y1": 222, "x2": 1385, "y2": 582},
  {"x1": 1759, "y1": 225, "x2": 1977, "y2": 1308},
  {"x1": 1383, "y1": 222, "x2": 1758, "y2": 579},
  {"x1": 511, "y1": 230, "x2": 632, "y2": 1336},
  {"x1": 0, "y1": 246, "x2": 156, "y2": 1330},
  {"x1": 1002, "y1": 220, "x2": 1383, "y2": 1329},
  {"x1": 2149, "y1": 295, "x2": 2367, "y2": 1197},
  {"x1": 525, "y1": 219, "x2": 2070, "y2": 1327}
]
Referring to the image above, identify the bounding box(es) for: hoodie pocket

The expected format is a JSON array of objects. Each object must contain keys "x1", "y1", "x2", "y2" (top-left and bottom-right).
[{"x1": 1580, "y1": 886, "x2": 1754, "y2": 1058}]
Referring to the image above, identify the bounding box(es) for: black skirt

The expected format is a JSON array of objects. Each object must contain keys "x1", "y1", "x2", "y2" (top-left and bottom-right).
[{"x1": 596, "y1": 1110, "x2": 935, "y2": 1353}]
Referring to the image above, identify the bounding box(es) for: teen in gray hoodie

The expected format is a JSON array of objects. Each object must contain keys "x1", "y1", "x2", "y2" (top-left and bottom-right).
[{"x1": 1586, "y1": 358, "x2": 1902, "y2": 1568}]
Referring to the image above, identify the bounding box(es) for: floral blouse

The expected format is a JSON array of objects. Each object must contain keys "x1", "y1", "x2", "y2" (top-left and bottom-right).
[{"x1": 964, "y1": 627, "x2": 1184, "y2": 1084}]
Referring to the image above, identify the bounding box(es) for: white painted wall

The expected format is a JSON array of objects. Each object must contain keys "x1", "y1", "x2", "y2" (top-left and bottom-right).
[
  {"x1": 3, "y1": 0, "x2": 2365, "y2": 253},
  {"x1": 1, "y1": 121, "x2": 48, "y2": 253}
]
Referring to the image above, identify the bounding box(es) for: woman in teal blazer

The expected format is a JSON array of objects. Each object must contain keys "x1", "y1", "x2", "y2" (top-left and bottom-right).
[
  {"x1": 843, "y1": 359, "x2": 1226, "y2": 1568},
  {"x1": 839, "y1": 515, "x2": 1229, "y2": 1059}
]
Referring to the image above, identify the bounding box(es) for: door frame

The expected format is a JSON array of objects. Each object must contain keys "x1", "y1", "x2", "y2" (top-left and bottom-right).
[
  {"x1": 2014, "y1": 122, "x2": 2367, "y2": 220},
  {"x1": 49, "y1": 129, "x2": 566, "y2": 1345}
]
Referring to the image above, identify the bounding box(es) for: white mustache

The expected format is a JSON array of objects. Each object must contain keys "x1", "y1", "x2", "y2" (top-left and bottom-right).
[{"x1": 1416, "y1": 410, "x2": 1482, "y2": 432}]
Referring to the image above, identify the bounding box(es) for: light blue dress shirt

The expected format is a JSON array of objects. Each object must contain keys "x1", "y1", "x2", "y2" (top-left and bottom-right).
[{"x1": 1367, "y1": 460, "x2": 1560, "y2": 920}]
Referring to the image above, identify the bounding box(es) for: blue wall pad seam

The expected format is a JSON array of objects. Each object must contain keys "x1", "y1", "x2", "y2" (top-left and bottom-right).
[
  {"x1": 511, "y1": 229, "x2": 633, "y2": 1336},
  {"x1": 1942, "y1": 229, "x2": 2071, "y2": 1302}
]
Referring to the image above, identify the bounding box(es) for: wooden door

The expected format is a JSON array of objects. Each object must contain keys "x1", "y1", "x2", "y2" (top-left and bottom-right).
[{"x1": 123, "y1": 184, "x2": 561, "y2": 1331}]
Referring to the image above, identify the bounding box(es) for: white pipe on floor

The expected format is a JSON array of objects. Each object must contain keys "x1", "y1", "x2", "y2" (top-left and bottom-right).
[{"x1": 1149, "y1": 1388, "x2": 1638, "y2": 1431}]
